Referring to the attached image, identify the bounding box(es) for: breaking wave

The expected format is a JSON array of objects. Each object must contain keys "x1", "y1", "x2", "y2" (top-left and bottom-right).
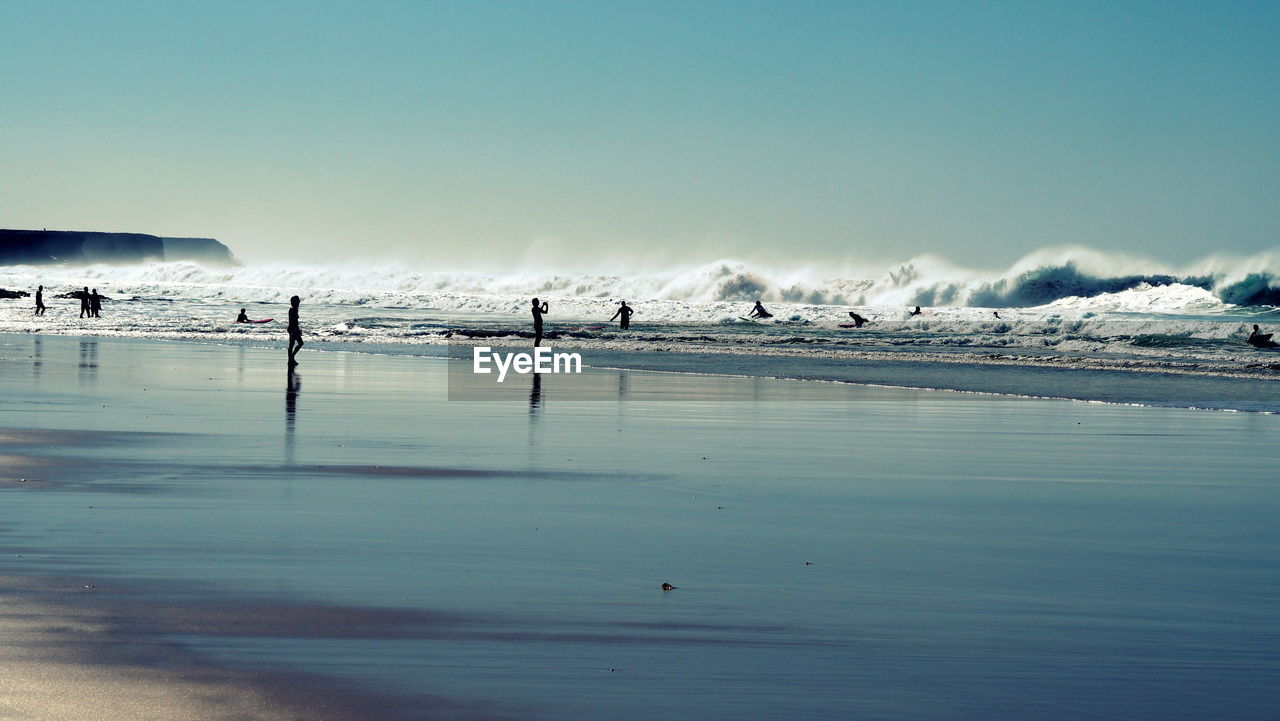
[{"x1": 0, "y1": 246, "x2": 1276, "y2": 312}]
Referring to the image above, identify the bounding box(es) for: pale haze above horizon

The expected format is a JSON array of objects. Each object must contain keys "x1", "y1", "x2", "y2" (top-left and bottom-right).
[{"x1": 1, "y1": 1, "x2": 1276, "y2": 270}]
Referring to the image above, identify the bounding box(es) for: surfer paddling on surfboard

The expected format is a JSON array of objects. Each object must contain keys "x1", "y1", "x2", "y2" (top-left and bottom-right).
[
  {"x1": 236, "y1": 308, "x2": 274, "y2": 324},
  {"x1": 747, "y1": 300, "x2": 772, "y2": 319},
  {"x1": 847, "y1": 312, "x2": 869, "y2": 328}
]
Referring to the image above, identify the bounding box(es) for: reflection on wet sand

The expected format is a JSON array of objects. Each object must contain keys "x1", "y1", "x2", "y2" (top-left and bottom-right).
[
  {"x1": 285, "y1": 371, "x2": 301, "y2": 465},
  {"x1": 32, "y1": 336, "x2": 42, "y2": 380},
  {"x1": 528, "y1": 372, "x2": 543, "y2": 420},
  {"x1": 78, "y1": 339, "x2": 98, "y2": 386}
]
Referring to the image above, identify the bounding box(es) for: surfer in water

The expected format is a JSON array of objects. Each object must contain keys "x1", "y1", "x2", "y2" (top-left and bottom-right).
[
  {"x1": 236, "y1": 309, "x2": 251, "y2": 323},
  {"x1": 748, "y1": 301, "x2": 772, "y2": 319},
  {"x1": 610, "y1": 300, "x2": 634, "y2": 330},
  {"x1": 532, "y1": 297, "x2": 549, "y2": 347},
  {"x1": 909, "y1": 306, "x2": 923, "y2": 317},
  {"x1": 34, "y1": 285, "x2": 45, "y2": 316},
  {"x1": 287, "y1": 295, "x2": 304, "y2": 367},
  {"x1": 79, "y1": 286, "x2": 90, "y2": 318},
  {"x1": 993, "y1": 311, "x2": 1002, "y2": 319},
  {"x1": 847, "y1": 312, "x2": 869, "y2": 328},
  {"x1": 1247, "y1": 324, "x2": 1278, "y2": 348}
]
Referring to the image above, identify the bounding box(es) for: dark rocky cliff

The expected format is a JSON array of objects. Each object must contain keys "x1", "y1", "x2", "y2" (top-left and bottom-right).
[{"x1": 0, "y1": 229, "x2": 236, "y2": 266}]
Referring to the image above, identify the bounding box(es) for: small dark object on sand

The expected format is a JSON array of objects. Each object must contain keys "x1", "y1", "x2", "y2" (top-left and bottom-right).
[{"x1": 661, "y1": 582, "x2": 677, "y2": 591}]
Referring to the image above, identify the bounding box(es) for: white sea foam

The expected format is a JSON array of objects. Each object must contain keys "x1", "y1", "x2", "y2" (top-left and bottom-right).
[{"x1": 1, "y1": 249, "x2": 1277, "y2": 385}]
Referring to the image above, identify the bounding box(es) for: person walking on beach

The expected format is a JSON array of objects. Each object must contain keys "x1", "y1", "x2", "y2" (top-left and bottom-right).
[
  {"x1": 34, "y1": 285, "x2": 45, "y2": 316},
  {"x1": 79, "y1": 286, "x2": 90, "y2": 318},
  {"x1": 531, "y1": 297, "x2": 549, "y2": 347},
  {"x1": 287, "y1": 295, "x2": 304, "y2": 366},
  {"x1": 611, "y1": 300, "x2": 634, "y2": 330},
  {"x1": 89, "y1": 288, "x2": 102, "y2": 318},
  {"x1": 748, "y1": 300, "x2": 772, "y2": 319},
  {"x1": 847, "y1": 311, "x2": 868, "y2": 328}
]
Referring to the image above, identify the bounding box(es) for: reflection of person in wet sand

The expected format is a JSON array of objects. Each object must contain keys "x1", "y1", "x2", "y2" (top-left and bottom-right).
[
  {"x1": 532, "y1": 298, "x2": 549, "y2": 347},
  {"x1": 748, "y1": 301, "x2": 772, "y2": 319},
  {"x1": 909, "y1": 306, "x2": 923, "y2": 317},
  {"x1": 287, "y1": 296, "x2": 304, "y2": 367},
  {"x1": 34, "y1": 285, "x2": 45, "y2": 316},
  {"x1": 610, "y1": 300, "x2": 634, "y2": 330},
  {"x1": 529, "y1": 372, "x2": 542, "y2": 416},
  {"x1": 847, "y1": 312, "x2": 869, "y2": 327},
  {"x1": 286, "y1": 371, "x2": 301, "y2": 418},
  {"x1": 1247, "y1": 324, "x2": 1278, "y2": 348}
]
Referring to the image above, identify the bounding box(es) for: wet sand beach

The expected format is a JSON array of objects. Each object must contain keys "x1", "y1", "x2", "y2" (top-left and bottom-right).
[{"x1": 2, "y1": 333, "x2": 1279, "y2": 720}]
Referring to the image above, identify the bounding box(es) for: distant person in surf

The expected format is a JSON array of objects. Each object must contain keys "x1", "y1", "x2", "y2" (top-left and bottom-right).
[
  {"x1": 236, "y1": 308, "x2": 250, "y2": 323},
  {"x1": 532, "y1": 297, "x2": 549, "y2": 347},
  {"x1": 89, "y1": 289, "x2": 102, "y2": 318},
  {"x1": 993, "y1": 311, "x2": 1002, "y2": 319},
  {"x1": 611, "y1": 300, "x2": 634, "y2": 330},
  {"x1": 748, "y1": 301, "x2": 772, "y2": 319},
  {"x1": 909, "y1": 306, "x2": 923, "y2": 317},
  {"x1": 79, "y1": 286, "x2": 91, "y2": 318},
  {"x1": 287, "y1": 296, "x2": 304, "y2": 367},
  {"x1": 847, "y1": 312, "x2": 869, "y2": 328},
  {"x1": 1247, "y1": 324, "x2": 1277, "y2": 348},
  {"x1": 34, "y1": 285, "x2": 45, "y2": 316}
]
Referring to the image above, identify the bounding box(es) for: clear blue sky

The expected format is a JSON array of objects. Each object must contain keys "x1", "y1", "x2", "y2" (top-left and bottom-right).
[{"x1": 1, "y1": 0, "x2": 1276, "y2": 268}]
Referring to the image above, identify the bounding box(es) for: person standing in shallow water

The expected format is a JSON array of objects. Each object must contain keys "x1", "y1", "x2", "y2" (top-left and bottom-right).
[
  {"x1": 90, "y1": 288, "x2": 102, "y2": 318},
  {"x1": 79, "y1": 287, "x2": 90, "y2": 318},
  {"x1": 287, "y1": 295, "x2": 304, "y2": 367},
  {"x1": 531, "y1": 298, "x2": 549, "y2": 347},
  {"x1": 34, "y1": 285, "x2": 45, "y2": 316},
  {"x1": 611, "y1": 300, "x2": 634, "y2": 330}
]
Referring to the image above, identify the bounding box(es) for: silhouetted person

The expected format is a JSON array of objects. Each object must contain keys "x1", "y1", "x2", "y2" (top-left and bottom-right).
[
  {"x1": 909, "y1": 306, "x2": 923, "y2": 317},
  {"x1": 993, "y1": 311, "x2": 1002, "y2": 319},
  {"x1": 79, "y1": 286, "x2": 90, "y2": 318},
  {"x1": 236, "y1": 308, "x2": 250, "y2": 323},
  {"x1": 847, "y1": 312, "x2": 868, "y2": 327},
  {"x1": 748, "y1": 301, "x2": 772, "y2": 319},
  {"x1": 531, "y1": 297, "x2": 549, "y2": 347},
  {"x1": 89, "y1": 288, "x2": 102, "y2": 318},
  {"x1": 611, "y1": 300, "x2": 634, "y2": 329},
  {"x1": 1247, "y1": 324, "x2": 1277, "y2": 348},
  {"x1": 34, "y1": 285, "x2": 45, "y2": 316},
  {"x1": 287, "y1": 295, "x2": 304, "y2": 366}
]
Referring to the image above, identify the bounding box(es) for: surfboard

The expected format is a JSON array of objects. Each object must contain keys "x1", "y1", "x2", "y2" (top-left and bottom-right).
[
  {"x1": 838, "y1": 323, "x2": 860, "y2": 328},
  {"x1": 240, "y1": 318, "x2": 274, "y2": 324}
]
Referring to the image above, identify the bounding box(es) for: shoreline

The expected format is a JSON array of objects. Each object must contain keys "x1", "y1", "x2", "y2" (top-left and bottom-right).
[{"x1": 5, "y1": 330, "x2": 1277, "y2": 412}]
